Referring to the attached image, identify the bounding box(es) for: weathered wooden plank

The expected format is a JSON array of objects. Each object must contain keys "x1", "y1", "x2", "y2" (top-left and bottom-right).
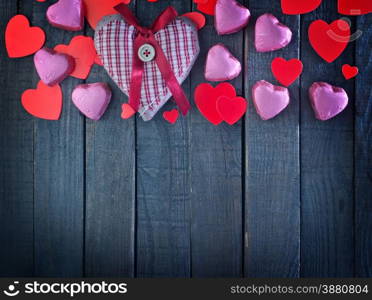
[
  {"x1": 32, "y1": 1, "x2": 85, "y2": 276},
  {"x1": 0, "y1": 0, "x2": 34, "y2": 276},
  {"x1": 300, "y1": 1, "x2": 354, "y2": 277},
  {"x1": 84, "y1": 1, "x2": 136, "y2": 277},
  {"x1": 189, "y1": 2, "x2": 243, "y2": 277},
  {"x1": 136, "y1": 0, "x2": 192, "y2": 277},
  {"x1": 355, "y1": 15, "x2": 372, "y2": 278},
  {"x1": 244, "y1": 0, "x2": 300, "y2": 277}
]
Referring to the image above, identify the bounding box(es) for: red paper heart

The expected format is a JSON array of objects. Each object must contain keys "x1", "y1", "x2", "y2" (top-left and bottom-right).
[
  {"x1": 197, "y1": 0, "x2": 217, "y2": 16},
  {"x1": 194, "y1": 82, "x2": 236, "y2": 125},
  {"x1": 338, "y1": 0, "x2": 372, "y2": 15},
  {"x1": 342, "y1": 64, "x2": 359, "y2": 79},
  {"x1": 121, "y1": 103, "x2": 136, "y2": 119},
  {"x1": 163, "y1": 109, "x2": 179, "y2": 124},
  {"x1": 182, "y1": 12, "x2": 206, "y2": 30},
  {"x1": 216, "y1": 96, "x2": 247, "y2": 125},
  {"x1": 271, "y1": 57, "x2": 303, "y2": 87},
  {"x1": 281, "y1": 0, "x2": 322, "y2": 14},
  {"x1": 5, "y1": 15, "x2": 45, "y2": 58},
  {"x1": 308, "y1": 19, "x2": 350, "y2": 63},
  {"x1": 54, "y1": 36, "x2": 97, "y2": 79},
  {"x1": 83, "y1": 0, "x2": 130, "y2": 29},
  {"x1": 21, "y1": 81, "x2": 62, "y2": 120}
]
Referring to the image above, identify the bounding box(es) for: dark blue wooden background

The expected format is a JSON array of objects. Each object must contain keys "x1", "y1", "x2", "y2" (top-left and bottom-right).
[{"x1": 0, "y1": 0, "x2": 371, "y2": 278}]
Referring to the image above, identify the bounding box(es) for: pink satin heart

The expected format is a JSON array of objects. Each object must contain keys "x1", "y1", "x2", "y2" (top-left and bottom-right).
[
  {"x1": 309, "y1": 82, "x2": 349, "y2": 121},
  {"x1": 34, "y1": 48, "x2": 75, "y2": 86},
  {"x1": 47, "y1": 0, "x2": 84, "y2": 31},
  {"x1": 72, "y1": 83, "x2": 112, "y2": 120},
  {"x1": 215, "y1": 0, "x2": 250, "y2": 35},
  {"x1": 252, "y1": 80, "x2": 290, "y2": 120},
  {"x1": 205, "y1": 44, "x2": 241, "y2": 82},
  {"x1": 255, "y1": 13, "x2": 292, "y2": 52}
]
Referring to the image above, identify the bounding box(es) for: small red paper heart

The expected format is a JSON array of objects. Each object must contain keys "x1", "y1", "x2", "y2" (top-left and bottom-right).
[
  {"x1": 182, "y1": 12, "x2": 206, "y2": 30},
  {"x1": 281, "y1": 0, "x2": 322, "y2": 14},
  {"x1": 5, "y1": 15, "x2": 45, "y2": 58},
  {"x1": 54, "y1": 35, "x2": 97, "y2": 79},
  {"x1": 308, "y1": 19, "x2": 350, "y2": 63},
  {"x1": 194, "y1": 82, "x2": 236, "y2": 125},
  {"x1": 197, "y1": 0, "x2": 217, "y2": 16},
  {"x1": 338, "y1": 0, "x2": 372, "y2": 15},
  {"x1": 271, "y1": 57, "x2": 303, "y2": 87},
  {"x1": 121, "y1": 103, "x2": 135, "y2": 119},
  {"x1": 342, "y1": 64, "x2": 359, "y2": 79},
  {"x1": 163, "y1": 109, "x2": 179, "y2": 124},
  {"x1": 216, "y1": 96, "x2": 247, "y2": 125},
  {"x1": 21, "y1": 81, "x2": 62, "y2": 120}
]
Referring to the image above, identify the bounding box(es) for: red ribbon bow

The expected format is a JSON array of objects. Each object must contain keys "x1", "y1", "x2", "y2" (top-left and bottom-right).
[{"x1": 114, "y1": 4, "x2": 191, "y2": 116}]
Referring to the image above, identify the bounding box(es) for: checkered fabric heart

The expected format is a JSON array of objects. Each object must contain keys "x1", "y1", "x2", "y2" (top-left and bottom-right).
[{"x1": 95, "y1": 15, "x2": 200, "y2": 121}]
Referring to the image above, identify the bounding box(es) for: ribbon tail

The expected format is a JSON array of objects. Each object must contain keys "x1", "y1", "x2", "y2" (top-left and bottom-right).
[{"x1": 128, "y1": 39, "x2": 145, "y2": 112}]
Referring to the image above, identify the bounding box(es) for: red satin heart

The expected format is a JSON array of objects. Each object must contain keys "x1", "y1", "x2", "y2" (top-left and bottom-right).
[
  {"x1": 308, "y1": 19, "x2": 350, "y2": 63},
  {"x1": 338, "y1": 0, "x2": 372, "y2": 15},
  {"x1": 216, "y1": 96, "x2": 247, "y2": 125},
  {"x1": 271, "y1": 57, "x2": 303, "y2": 87},
  {"x1": 281, "y1": 0, "x2": 322, "y2": 14},
  {"x1": 121, "y1": 103, "x2": 136, "y2": 119},
  {"x1": 197, "y1": 0, "x2": 217, "y2": 16},
  {"x1": 163, "y1": 109, "x2": 179, "y2": 124},
  {"x1": 5, "y1": 15, "x2": 45, "y2": 58},
  {"x1": 21, "y1": 81, "x2": 62, "y2": 120},
  {"x1": 342, "y1": 64, "x2": 359, "y2": 79},
  {"x1": 194, "y1": 82, "x2": 236, "y2": 125}
]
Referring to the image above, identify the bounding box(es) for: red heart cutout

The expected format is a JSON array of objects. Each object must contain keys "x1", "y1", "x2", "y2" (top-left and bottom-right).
[
  {"x1": 216, "y1": 96, "x2": 247, "y2": 125},
  {"x1": 342, "y1": 64, "x2": 359, "y2": 79},
  {"x1": 182, "y1": 12, "x2": 206, "y2": 30},
  {"x1": 338, "y1": 0, "x2": 372, "y2": 15},
  {"x1": 5, "y1": 15, "x2": 45, "y2": 58},
  {"x1": 281, "y1": 0, "x2": 322, "y2": 14},
  {"x1": 197, "y1": 0, "x2": 217, "y2": 16},
  {"x1": 271, "y1": 57, "x2": 303, "y2": 87},
  {"x1": 163, "y1": 109, "x2": 179, "y2": 124},
  {"x1": 194, "y1": 82, "x2": 236, "y2": 125},
  {"x1": 54, "y1": 35, "x2": 97, "y2": 79},
  {"x1": 121, "y1": 103, "x2": 136, "y2": 119},
  {"x1": 21, "y1": 81, "x2": 62, "y2": 120},
  {"x1": 308, "y1": 19, "x2": 350, "y2": 63}
]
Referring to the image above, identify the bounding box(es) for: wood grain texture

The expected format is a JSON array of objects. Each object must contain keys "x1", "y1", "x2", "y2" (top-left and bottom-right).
[
  {"x1": 300, "y1": 1, "x2": 354, "y2": 277},
  {"x1": 84, "y1": 0, "x2": 136, "y2": 277},
  {"x1": 355, "y1": 15, "x2": 372, "y2": 278},
  {"x1": 135, "y1": 0, "x2": 192, "y2": 277},
  {"x1": 189, "y1": 2, "x2": 243, "y2": 278},
  {"x1": 0, "y1": 0, "x2": 34, "y2": 276},
  {"x1": 32, "y1": 1, "x2": 84, "y2": 277},
  {"x1": 244, "y1": 0, "x2": 300, "y2": 277}
]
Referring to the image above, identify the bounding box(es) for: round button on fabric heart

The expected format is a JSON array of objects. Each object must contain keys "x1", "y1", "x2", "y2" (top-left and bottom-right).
[{"x1": 138, "y1": 44, "x2": 155, "y2": 62}]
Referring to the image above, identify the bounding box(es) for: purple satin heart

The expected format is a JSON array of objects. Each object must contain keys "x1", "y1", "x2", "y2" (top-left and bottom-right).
[
  {"x1": 72, "y1": 83, "x2": 112, "y2": 120},
  {"x1": 255, "y1": 13, "x2": 292, "y2": 52},
  {"x1": 34, "y1": 47, "x2": 75, "y2": 86},
  {"x1": 205, "y1": 44, "x2": 241, "y2": 82},
  {"x1": 47, "y1": 0, "x2": 84, "y2": 31},
  {"x1": 215, "y1": 0, "x2": 250, "y2": 35},
  {"x1": 309, "y1": 82, "x2": 349, "y2": 121},
  {"x1": 252, "y1": 80, "x2": 290, "y2": 120}
]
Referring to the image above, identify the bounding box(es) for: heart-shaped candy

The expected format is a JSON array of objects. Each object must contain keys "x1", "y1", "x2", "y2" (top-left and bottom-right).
[
  {"x1": 205, "y1": 44, "x2": 241, "y2": 82},
  {"x1": 197, "y1": 0, "x2": 217, "y2": 16},
  {"x1": 21, "y1": 81, "x2": 63, "y2": 120},
  {"x1": 121, "y1": 103, "x2": 136, "y2": 119},
  {"x1": 308, "y1": 19, "x2": 350, "y2": 63},
  {"x1": 252, "y1": 80, "x2": 290, "y2": 120},
  {"x1": 215, "y1": 0, "x2": 250, "y2": 35},
  {"x1": 72, "y1": 83, "x2": 112, "y2": 120},
  {"x1": 194, "y1": 82, "x2": 236, "y2": 125},
  {"x1": 95, "y1": 15, "x2": 200, "y2": 121},
  {"x1": 281, "y1": 0, "x2": 322, "y2": 14},
  {"x1": 47, "y1": 0, "x2": 84, "y2": 31},
  {"x1": 255, "y1": 14, "x2": 292, "y2": 52},
  {"x1": 342, "y1": 64, "x2": 358, "y2": 80},
  {"x1": 338, "y1": 0, "x2": 372, "y2": 15},
  {"x1": 271, "y1": 57, "x2": 303, "y2": 87},
  {"x1": 216, "y1": 95, "x2": 247, "y2": 125},
  {"x1": 163, "y1": 109, "x2": 179, "y2": 124},
  {"x1": 309, "y1": 82, "x2": 349, "y2": 121},
  {"x1": 34, "y1": 48, "x2": 75, "y2": 86},
  {"x1": 5, "y1": 15, "x2": 45, "y2": 58}
]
